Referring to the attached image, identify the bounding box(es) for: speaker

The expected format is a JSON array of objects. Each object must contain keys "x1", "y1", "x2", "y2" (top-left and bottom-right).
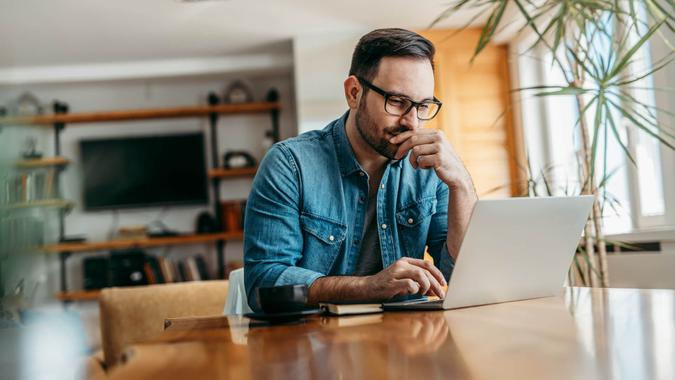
[
  {"x1": 196, "y1": 212, "x2": 217, "y2": 234},
  {"x1": 83, "y1": 256, "x2": 110, "y2": 290},
  {"x1": 109, "y1": 250, "x2": 148, "y2": 287}
]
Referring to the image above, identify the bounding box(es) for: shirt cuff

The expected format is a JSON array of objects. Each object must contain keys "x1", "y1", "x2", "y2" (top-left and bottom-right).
[
  {"x1": 274, "y1": 265, "x2": 325, "y2": 288},
  {"x1": 438, "y1": 242, "x2": 455, "y2": 282}
]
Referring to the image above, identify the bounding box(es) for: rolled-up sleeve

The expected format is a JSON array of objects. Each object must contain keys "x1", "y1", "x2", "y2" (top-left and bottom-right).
[
  {"x1": 244, "y1": 144, "x2": 324, "y2": 311},
  {"x1": 426, "y1": 181, "x2": 455, "y2": 282}
]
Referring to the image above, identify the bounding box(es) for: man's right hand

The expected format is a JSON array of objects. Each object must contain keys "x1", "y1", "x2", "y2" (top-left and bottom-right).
[{"x1": 367, "y1": 257, "x2": 446, "y2": 299}]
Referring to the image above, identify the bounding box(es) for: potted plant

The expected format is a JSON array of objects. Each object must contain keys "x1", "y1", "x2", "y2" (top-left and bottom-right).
[{"x1": 433, "y1": 0, "x2": 674, "y2": 286}]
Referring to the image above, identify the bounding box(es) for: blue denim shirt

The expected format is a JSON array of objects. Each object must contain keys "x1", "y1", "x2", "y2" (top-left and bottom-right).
[{"x1": 244, "y1": 112, "x2": 455, "y2": 310}]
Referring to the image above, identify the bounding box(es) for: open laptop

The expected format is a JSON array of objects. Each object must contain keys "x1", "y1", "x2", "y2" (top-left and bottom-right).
[{"x1": 383, "y1": 196, "x2": 594, "y2": 311}]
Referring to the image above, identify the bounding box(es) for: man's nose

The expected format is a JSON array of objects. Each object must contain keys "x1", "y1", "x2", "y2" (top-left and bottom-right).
[{"x1": 399, "y1": 106, "x2": 420, "y2": 131}]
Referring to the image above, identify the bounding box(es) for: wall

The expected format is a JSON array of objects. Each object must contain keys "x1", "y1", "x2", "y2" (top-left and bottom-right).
[
  {"x1": 0, "y1": 70, "x2": 297, "y2": 295},
  {"x1": 293, "y1": 31, "x2": 365, "y2": 134}
]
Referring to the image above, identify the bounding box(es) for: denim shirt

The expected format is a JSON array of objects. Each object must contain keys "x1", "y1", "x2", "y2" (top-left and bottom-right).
[{"x1": 244, "y1": 112, "x2": 455, "y2": 311}]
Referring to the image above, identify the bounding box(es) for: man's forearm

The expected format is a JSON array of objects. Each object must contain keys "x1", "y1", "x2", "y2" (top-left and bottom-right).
[
  {"x1": 307, "y1": 276, "x2": 370, "y2": 305},
  {"x1": 446, "y1": 182, "x2": 478, "y2": 260}
]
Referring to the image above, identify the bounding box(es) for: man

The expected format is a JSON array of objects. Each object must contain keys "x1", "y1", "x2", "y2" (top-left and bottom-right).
[{"x1": 244, "y1": 28, "x2": 477, "y2": 311}]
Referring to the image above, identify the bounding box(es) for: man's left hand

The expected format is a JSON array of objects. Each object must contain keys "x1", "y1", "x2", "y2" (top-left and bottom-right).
[{"x1": 390, "y1": 129, "x2": 472, "y2": 190}]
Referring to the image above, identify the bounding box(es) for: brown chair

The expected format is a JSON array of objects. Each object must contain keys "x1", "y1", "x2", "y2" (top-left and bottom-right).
[{"x1": 98, "y1": 280, "x2": 229, "y2": 368}]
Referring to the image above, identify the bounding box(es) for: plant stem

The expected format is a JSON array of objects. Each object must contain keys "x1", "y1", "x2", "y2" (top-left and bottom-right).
[{"x1": 575, "y1": 89, "x2": 609, "y2": 287}]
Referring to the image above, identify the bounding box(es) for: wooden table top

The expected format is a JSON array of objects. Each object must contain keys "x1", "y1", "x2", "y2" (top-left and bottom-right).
[{"x1": 108, "y1": 287, "x2": 675, "y2": 380}]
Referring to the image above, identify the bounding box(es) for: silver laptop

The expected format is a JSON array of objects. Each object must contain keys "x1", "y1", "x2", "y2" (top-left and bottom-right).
[{"x1": 383, "y1": 196, "x2": 594, "y2": 311}]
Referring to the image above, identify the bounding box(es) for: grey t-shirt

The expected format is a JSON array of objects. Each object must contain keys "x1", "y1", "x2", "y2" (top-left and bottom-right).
[{"x1": 353, "y1": 191, "x2": 383, "y2": 276}]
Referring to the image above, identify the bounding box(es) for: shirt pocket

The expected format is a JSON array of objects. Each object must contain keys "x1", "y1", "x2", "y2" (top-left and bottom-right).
[
  {"x1": 299, "y1": 212, "x2": 347, "y2": 274},
  {"x1": 396, "y1": 197, "x2": 437, "y2": 258}
]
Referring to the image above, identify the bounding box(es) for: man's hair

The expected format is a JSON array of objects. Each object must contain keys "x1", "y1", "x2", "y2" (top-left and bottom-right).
[{"x1": 349, "y1": 28, "x2": 435, "y2": 82}]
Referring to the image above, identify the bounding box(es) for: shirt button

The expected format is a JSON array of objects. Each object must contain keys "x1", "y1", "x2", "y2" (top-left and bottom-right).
[
  {"x1": 380, "y1": 184, "x2": 385, "y2": 189},
  {"x1": 381, "y1": 224, "x2": 387, "y2": 230},
  {"x1": 408, "y1": 218, "x2": 414, "y2": 224},
  {"x1": 358, "y1": 195, "x2": 365, "y2": 203},
  {"x1": 359, "y1": 171, "x2": 365, "y2": 177},
  {"x1": 329, "y1": 235, "x2": 335, "y2": 241}
]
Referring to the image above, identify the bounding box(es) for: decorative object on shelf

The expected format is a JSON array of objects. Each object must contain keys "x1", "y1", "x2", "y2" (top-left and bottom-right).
[
  {"x1": 7, "y1": 92, "x2": 45, "y2": 116},
  {"x1": 3, "y1": 170, "x2": 57, "y2": 204},
  {"x1": 21, "y1": 137, "x2": 43, "y2": 159},
  {"x1": 266, "y1": 88, "x2": 279, "y2": 102},
  {"x1": 223, "y1": 79, "x2": 254, "y2": 104},
  {"x1": 117, "y1": 225, "x2": 147, "y2": 240},
  {"x1": 146, "y1": 220, "x2": 180, "y2": 237},
  {"x1": 221, "y1": 200, "x2": 245, "y2": 232},
  {"x1": 223, "y1": 150, "x2": 256, "y2": 169},
  {"x1": 196, "y1": 212, "x2": 217, "y2": 234}
]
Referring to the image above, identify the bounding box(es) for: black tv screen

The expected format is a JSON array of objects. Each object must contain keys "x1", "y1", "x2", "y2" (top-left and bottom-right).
[{"x1": 80, "y1": 133, "x2": 209, "y2": 210}]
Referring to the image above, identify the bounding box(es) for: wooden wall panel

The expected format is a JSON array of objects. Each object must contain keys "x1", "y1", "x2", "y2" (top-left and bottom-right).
[{"x1": 419, "y1": 29, "x2": 524, "y2": 198}]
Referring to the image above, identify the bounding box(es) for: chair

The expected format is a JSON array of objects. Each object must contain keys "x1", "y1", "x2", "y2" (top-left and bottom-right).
[
  {"x1": 98, "y1": 280, "x2": 229, "y2": 368},
  {"x1": 223, "y1": 268, "x2": 252, "y2": 315}
]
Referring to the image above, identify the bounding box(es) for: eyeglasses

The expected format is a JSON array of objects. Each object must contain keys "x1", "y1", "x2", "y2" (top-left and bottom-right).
[{"x1": 356, "y1": 76, "x2": 442, "y2": 121}]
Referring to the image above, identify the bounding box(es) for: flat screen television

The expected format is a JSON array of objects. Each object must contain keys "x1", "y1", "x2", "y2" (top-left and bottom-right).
[{"x1": 80, "y1": 132, "x2": 209, "y2": 210}]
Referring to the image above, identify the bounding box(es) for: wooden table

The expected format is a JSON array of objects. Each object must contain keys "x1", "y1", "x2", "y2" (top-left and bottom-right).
[{"x1": 107, "y1": 287, "x2": 675, "y2": 380}]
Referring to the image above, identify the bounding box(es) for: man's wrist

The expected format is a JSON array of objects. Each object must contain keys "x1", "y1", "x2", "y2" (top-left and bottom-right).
[
  {"x1": 307, "y1": 275, "x2": 373, "y2": 304},
  {"x1": 448, "y1": 176, "x2": 476, "y2": 198}
]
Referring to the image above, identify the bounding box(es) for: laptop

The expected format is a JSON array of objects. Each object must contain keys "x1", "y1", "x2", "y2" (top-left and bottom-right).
[{"x1": 382, "y1": 196, "x2": 594, "y2": 311}]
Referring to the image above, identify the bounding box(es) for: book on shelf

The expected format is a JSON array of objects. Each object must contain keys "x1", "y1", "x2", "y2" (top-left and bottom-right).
[
  {"x1": 186, "y1": 257, "x2": 200, "y2": 281},
  {"x1": 177, "y1": 260, "x2": 190, "y2": 282},
  {"x1": 194, "y1": 255, "x2": 210, "y2": 280},
  {"x1": 319, "y1": 302, "x2": 383, "y2": 316},
  {"x1": 158, "y1": 257, "x2": 174, "y2": 283}
]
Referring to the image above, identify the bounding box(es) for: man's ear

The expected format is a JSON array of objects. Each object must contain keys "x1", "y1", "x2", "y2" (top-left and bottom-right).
[{"x1": 344, "y1": 75, "x2": 361, "y2": 110}]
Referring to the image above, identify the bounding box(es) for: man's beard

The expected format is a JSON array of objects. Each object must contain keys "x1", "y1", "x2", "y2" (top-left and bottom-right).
[{"x1": 354, "y1": 97, "x2": 407, "y2": 160}]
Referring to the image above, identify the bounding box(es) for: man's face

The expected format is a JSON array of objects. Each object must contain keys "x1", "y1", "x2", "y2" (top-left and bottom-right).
[{"x1": 354, "y1": 56, "x2": 435, "y2": 159}]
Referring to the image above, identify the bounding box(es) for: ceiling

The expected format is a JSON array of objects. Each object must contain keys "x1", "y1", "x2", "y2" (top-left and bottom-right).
[{"x1": 0, "y1": 0, "x2": 485, "y2": 69}]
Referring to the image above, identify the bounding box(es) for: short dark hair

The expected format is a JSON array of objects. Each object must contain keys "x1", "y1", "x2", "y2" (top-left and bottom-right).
[{"x1": 349, "y1": 28, "x2": 435, "y2": 82}]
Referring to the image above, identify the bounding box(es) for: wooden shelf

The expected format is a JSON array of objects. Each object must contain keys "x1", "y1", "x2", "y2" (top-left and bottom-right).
[
  {"x1": 15, "y1": 156, "x2": 70, "y2": 168},
  {"x1": 1, "y1": 199, "x2": 73, "y2": 210},
  {"x1": 0, "y1": 102, "x2": 281, "y2": 126},
  {"x1": 55, "y1": 290, "x2": 101, "y2": 302},
  {"x1": 208, "y1": 167, "x2": 257, "y2": 179},
  {"x1": 42, "y1": 231, "x2": 243, "y2": 253}
]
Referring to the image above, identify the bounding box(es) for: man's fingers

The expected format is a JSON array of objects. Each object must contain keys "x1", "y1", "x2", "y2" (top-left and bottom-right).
[
  {"x1": 395, "y1": 279, "x2": 420, "y2": 296},
  {"x1": 401, "y1": 257, "x2": 447, "y2": 287},
  {"x1": 400, "y1": 267, "x2": 431, "y2": 295},
  {"x1": 416, "y1": 154, "x2": 441, "y2": 169},
  {"x1": 423, "y1": 270, "x2": 445, "y2": 298},
  {"x1": 389, "y1": 128, "x2": 436, "y2": 145},
  {"x1": 393, "y1": 133, "x2": 438, "y2": 160},
  {"x1": 408, "y1": 144, "x2": 440, "y2": 169}
]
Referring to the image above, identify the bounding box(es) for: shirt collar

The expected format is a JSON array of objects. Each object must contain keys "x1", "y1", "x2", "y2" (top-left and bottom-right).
[{"x1": 332, "y1": 111, "x2": 364, "y2": 177}]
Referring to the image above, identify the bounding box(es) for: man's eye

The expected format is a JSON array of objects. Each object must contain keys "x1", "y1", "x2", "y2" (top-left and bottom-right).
[
  {"x1": 388, "y1": 98, "x2": 405, "y2": 107},
  {"x1": 419, "y1": 104, "x2": 430, "y2": 110}
]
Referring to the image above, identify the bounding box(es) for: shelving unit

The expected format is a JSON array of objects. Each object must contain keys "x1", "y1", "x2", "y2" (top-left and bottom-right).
[
  {"x1": 15, "y1": 156, "x2": 70, "y2": 168},
  {"x1": 208, "y1": 167, "x2": 257, "y2": 179},
  {"x1": 1, "y1": 96, "x2": 280, "y2": 302},
  {"x1": 42, "y1": 232, "x2": 243, "y2": 253},
  {"x1": 55, "y1": 289, "x2": 101, "y2": 302},
  {"x1": 0, "y1": 199, "x2": 73, "y2": 211}
]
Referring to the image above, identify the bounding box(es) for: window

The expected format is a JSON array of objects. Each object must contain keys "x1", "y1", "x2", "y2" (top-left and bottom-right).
[{"x1": 511, "y1": 15, "x2": 672, "y2": 234}]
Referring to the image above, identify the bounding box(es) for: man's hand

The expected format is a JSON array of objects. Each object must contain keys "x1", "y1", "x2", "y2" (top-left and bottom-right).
[
  {"x1": 389, "y1": 128, "x2": 472, "y2": 190},
  {"x1": 307, "y1": 257, "x2": 447, "y2": 305},
  {"x1": 390, "y1": 128, "x2": 477, "y2": 262},
  {"x1": 367, "y1": 257, "x2": 446, "y2": 299}
]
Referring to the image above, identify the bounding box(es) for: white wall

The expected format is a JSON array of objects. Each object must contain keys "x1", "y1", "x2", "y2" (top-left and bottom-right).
[
  {"x1": 292, "y1": 31, "x2": 365, "y2": 134},
  {"x1": 0, "y1": 70, "x2": 297, "y2": 294}
]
